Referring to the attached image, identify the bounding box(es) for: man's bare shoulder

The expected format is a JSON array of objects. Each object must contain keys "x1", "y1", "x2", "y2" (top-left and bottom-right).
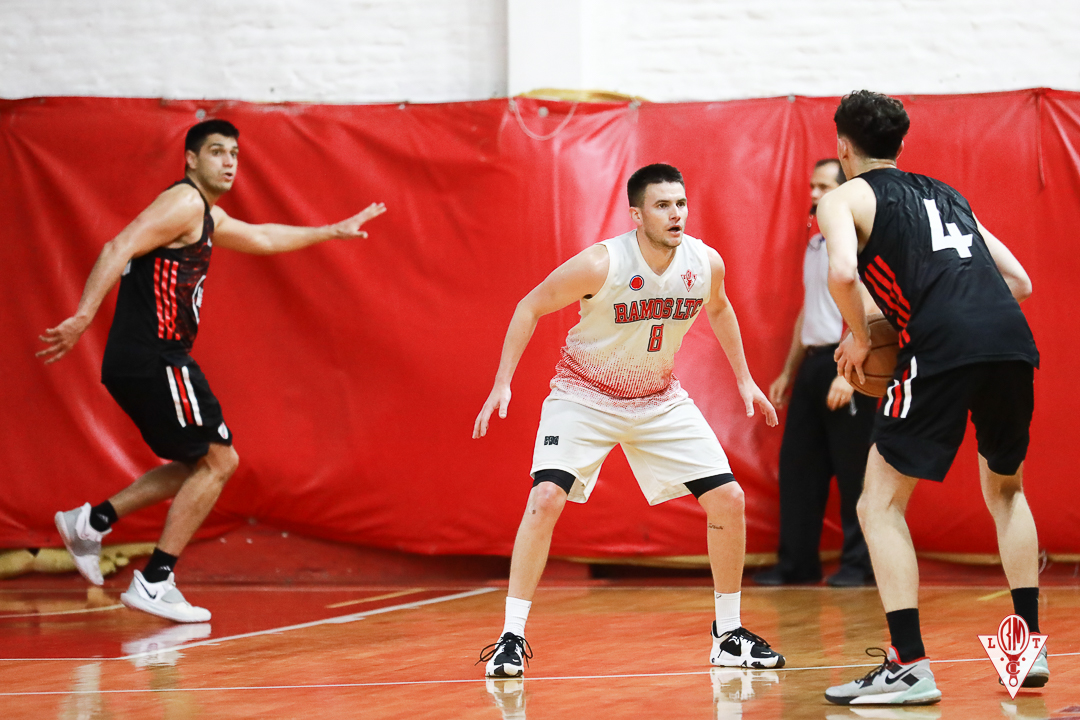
[
  {"x1": 823, "y1": 176, "x2": 875, "y2": 206},
  {"x1": 145, "y1": 183, "x2": 206, "y2": 224}
]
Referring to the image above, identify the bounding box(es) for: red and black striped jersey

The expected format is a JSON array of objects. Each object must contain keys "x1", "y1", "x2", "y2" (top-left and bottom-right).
[
  {"x1": 102, "y1": 178, "x2": 214, "y2": 376},
  {"x1": 858, "y1": 168, "x2": 1038, "y2": 376}
]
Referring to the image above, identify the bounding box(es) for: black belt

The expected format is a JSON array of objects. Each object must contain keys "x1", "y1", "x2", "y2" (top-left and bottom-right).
[{"x1": 804, "y1": 343, "x2": 838, "y2": 357}]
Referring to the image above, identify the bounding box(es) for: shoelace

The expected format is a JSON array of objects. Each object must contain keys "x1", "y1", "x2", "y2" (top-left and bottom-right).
[
  {"x1": 477, "y1": 634, "x2": 534, "y2": 667},
  {"x1": 730, "y1": 627, "x2": 772, "y2": 647},
  {"x1": 855, "y1": 647, "x2": 899, "y2": 684}
]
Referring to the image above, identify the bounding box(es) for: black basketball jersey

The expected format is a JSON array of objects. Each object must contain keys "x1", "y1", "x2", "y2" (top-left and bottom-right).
[
  {"x1": 102, "y1": 178, "x2": 214, "y2": 376},
  {"x1": 858, "y1": 168, "x2": 1038, "y2": 377}
]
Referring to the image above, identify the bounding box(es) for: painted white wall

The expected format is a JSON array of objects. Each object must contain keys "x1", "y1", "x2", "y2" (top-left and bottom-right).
[{"x1": 2, "y1": 0, "x2": 1077, "y2": 102}]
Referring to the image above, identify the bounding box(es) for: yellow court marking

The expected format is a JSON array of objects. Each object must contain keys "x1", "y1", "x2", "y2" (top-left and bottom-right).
[
  {"x1": 325, "y1": 588, "x2": 426, "y2": 609},
  {"x1": 977, "y1": 589, "x2": 1011, "y2": 601},
  {"x1": 0, "y1": 604, "x2": 124, "y2": 619}
]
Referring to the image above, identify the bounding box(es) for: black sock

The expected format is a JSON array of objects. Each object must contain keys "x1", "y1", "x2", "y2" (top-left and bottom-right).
[
  {"x1": 88, "y1": 501, "x2": 118, "y2": 532},
  {"x1": 886, "y1": 608, "x2": 926, "y2": 663},
  {"x1": 142, "y1": 548, "x2": 179, "y2": 584},
  {"x1": 1011, "y1": 587, "x2": 1040, "y2": 633}
]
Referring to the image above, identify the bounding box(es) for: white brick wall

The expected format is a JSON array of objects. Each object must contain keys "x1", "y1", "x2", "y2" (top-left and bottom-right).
[
  {"x1": 2, "y1": 0, "x2": 1077, "y2": 102},
  {"x1": 580, "y1": 0, "x2": 1080, "y2": 100},
  {"x1": 0, "y1": 0, "x2": 508, "y2": 102}
]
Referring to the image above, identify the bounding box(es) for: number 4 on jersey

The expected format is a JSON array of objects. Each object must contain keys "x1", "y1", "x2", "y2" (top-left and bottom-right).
[{"x1": 923, "y1": 198, "x2": 972, "y2": 258}]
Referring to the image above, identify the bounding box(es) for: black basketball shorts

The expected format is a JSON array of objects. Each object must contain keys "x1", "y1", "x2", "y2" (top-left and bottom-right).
[
  {"x1": 103, "y1": 357, "x2": 232, "y2": 463},
  {"x1": 871, "y1": 359, "x2": 1034, "y2": 482}
]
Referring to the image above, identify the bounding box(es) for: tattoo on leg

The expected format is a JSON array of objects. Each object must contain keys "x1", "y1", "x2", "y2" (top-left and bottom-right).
[{"x1": 708, "y1": 523, "x2": 724, "y2": 530}]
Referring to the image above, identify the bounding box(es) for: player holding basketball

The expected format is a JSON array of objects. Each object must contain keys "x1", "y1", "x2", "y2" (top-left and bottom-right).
[
  {"x1": 473, "y1": 163, "x2": 784, "y2": 677},
  {"x1": 818, "y1": 91, "x2": 1044, "y2": 704},
  {"x1": 40, "y1": 119, "x2": 386, "y2": 623}
]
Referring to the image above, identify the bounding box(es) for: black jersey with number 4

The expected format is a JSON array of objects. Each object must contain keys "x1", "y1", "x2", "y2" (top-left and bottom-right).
[
  {"x1": 857, "y1": 168, "x2": 1038, "y2": 377},
  {"x1": 102, "y1": 178, "x2": 214, "y2": 377}
]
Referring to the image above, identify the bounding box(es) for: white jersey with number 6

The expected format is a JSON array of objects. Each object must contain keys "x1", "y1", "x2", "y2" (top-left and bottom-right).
[{"x1": 549, "y1": 229, "x2": 712, "y2": 419}]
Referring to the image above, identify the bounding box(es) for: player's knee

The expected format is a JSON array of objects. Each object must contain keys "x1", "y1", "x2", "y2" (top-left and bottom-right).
[
  {"x1": 528, "y1": 480, "x2": 568, "y2": 518},
  {"x1": 856, "y1": 489, "x2": 884, "y2": 525},
  {"x1": 206, "y1": 443, "x2": 239, "y2": 480},
  {"x1": 694, "y1": 476, "x2": 742, "y2": 517}
]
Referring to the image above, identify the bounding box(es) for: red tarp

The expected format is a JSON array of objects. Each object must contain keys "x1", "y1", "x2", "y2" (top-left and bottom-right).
[{"x1": 2, "y1": 91, "x2": 1078, "y2": 557}]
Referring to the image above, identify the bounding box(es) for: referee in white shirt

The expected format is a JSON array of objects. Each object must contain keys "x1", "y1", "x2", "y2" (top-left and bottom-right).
[{"x1": 755, "y1": 159, "x2": 876, "y2": 587}]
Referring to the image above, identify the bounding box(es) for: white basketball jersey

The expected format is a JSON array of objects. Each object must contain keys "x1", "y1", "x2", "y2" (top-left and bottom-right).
[{"x1": 549, "y1": 229, "x2": 713, "y2": 418}]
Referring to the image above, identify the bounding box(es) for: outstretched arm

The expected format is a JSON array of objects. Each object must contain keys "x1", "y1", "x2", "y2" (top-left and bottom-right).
[
  {"x1": 211, "y1": 202, "x2": 387, "y2": 255},
  {"x1": 703, "y1": 247, "x2": 777, "y2": 427},
  {"x1": 473, "y1": 244, "x2": 609, "y2": 438},
  {"x1": 976, "y1": 218, "x2": 1032, "y2": 302},
  {"x1": 37, "y1": 187, "x2": 205, "y2": 364}
]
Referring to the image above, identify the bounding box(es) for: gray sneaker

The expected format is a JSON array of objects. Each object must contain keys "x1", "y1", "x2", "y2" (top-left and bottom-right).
[
  {"x1": 1020, "y1": 644, "x2": 1049, "y2": 688},
  {"x1": 825, "y1": 647, "x2": 942, "y2": 705},
  {"x1": 55, "y1": 503, "x2": 109, "y2": 586}
]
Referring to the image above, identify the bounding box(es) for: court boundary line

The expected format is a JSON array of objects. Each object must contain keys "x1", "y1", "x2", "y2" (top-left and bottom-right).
[
  {"x1": 0, "y1": 587, "x2": 497, "y2": 663},
  {"x1": 0, "y1": 604, "x2": 123, "y2": 619},
  {"x1": 2, "y1": 652, "x2": 1078, "y2": 696}
]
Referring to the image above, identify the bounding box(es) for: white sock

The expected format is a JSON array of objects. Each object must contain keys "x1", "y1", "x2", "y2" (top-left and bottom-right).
[
  {"x1": 714, "y1": 591, "x2": 741, "y2": 635},
  {"x1": 502, "y1": 596, "x2": 532, "y2": 638}
]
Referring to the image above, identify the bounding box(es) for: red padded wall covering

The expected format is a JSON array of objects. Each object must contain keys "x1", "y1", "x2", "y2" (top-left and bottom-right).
[{"x1": 2, "y1": 91, "x2": 1077, "y2": 557}]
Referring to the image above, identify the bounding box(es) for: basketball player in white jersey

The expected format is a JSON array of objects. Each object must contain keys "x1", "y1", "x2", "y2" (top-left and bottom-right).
[{"x1": 473, "y1": 164, "x2": 784, "y2": 677}]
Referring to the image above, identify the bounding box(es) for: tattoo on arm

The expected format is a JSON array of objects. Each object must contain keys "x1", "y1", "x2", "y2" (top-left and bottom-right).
[{"x1": 708, "y1": 523, "x2": 724, "y2": 530}]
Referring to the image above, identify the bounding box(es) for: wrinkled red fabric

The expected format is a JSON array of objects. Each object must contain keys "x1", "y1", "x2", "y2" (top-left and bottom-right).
[{"x1": 2, "y1": 91, "x2": 1076, "y2": 557}]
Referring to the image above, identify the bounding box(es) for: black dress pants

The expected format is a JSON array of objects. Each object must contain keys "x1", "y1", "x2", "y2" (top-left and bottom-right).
[{"x1": 775, "y1": 347, "x2": 876, "y2": 580}]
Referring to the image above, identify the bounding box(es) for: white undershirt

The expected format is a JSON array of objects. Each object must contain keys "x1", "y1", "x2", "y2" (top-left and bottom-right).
[{"x1": 800, "y1": 233, "x2": 844, "y2": 347}]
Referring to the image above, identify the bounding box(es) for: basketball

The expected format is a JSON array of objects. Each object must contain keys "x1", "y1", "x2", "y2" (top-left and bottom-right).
[{"x1": 842, "y1": 314, "x2": 899, "y2": 398}]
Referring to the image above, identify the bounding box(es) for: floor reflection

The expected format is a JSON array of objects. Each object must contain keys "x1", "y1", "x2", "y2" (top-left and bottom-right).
[{"x1": 120, "y1": 622, "x2": 212, "y2": 667}]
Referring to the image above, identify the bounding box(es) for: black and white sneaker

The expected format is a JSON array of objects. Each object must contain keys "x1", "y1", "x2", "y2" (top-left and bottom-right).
[
  {"x1": 479, "y1": 632, "x2": 533, "y2": 678},
  {"x1": 710, "y1": 624, "x2": 785, "y2": 668}
]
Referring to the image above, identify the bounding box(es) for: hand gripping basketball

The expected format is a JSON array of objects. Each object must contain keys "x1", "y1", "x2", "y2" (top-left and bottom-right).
[{"x1": 838, "y1": 314, "x2": 899, "y2": 398}]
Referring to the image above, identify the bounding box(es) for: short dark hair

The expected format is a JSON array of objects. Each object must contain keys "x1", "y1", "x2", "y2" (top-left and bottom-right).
[
  {"x1": 833, "y1": 90, "x2": 909, "y2": 160},
  {"x1": 627, "y1": 163, "x2": 684, "y2": 208},
  {"x1": 814, "y1": 158, "x2": 846, "y2": 184},
  {"x1": 185, "y1": 119, "x2": 239, "y2": 155}
]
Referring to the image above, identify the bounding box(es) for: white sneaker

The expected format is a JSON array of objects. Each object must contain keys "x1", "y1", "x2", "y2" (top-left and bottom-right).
[
  {"x1": 54, "y1": 503, "x2": 109, "y2": 586},
  {"x1": 120, "y1": 570, "x2": 211, "y2": 623},
  {"x1": 710, "y1": 624, "x2": 786, "y2": 668},
  {"x1": 121, "y1": 623, "x2": 212, "y2": 667}
]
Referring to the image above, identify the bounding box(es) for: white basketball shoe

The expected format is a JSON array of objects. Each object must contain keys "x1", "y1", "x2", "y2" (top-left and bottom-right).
[
  {"x1": 120, "y1": 570, "x2": 211, "y2": 623},
  {"x1": 55, "y1": 503, "x2": 109, "y2": 586}
]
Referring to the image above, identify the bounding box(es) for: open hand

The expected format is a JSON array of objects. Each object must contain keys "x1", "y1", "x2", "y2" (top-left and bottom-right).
[
  {"x1": 333, "y1": 202, "x2": 387, "y2": 239},
  {"x1": 473, "y1": 384, "x2": 511, "y2": 438},
  {"x1": 37, "y1": 316, "x2": 90, "y2": 364},
  {"x1": 768, "y1": 372, "x2": 791, "y2": 409},
  {"x1": 739, "y1": 380, "x2": 778, "y2": 427}
]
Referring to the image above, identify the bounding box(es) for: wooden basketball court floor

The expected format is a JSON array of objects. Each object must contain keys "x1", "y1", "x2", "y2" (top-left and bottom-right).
[{"x1": 2, "y1": 563, "x2": 1078, "y2": 720}]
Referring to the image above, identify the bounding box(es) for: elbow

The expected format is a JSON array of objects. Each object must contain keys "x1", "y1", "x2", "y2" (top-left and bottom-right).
[
  {"x1": 1014, "y1": 275, "x2": 1033, "y2": 303},
  {"x1": 828, "y1": 265, "x2": 859, "y2": 288}
]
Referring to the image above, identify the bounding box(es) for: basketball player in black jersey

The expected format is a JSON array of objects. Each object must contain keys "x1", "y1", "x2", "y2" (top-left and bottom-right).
[
  {"x1": 39, "y1": 119, "x2": 386, "y2": 622},
  {"x1": 815, "y1": 91, "x2": 1044, "y2": 704}
]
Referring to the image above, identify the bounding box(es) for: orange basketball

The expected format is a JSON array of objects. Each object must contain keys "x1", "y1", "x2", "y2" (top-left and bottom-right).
[{"x1": 841, "y1": 314, "x2": 899, "y2": 398}]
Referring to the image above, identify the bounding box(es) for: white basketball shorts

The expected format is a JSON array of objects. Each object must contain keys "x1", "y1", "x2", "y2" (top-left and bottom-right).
[{"x1": 530, "y1": 395, "x2": 732, "y2": 505}]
